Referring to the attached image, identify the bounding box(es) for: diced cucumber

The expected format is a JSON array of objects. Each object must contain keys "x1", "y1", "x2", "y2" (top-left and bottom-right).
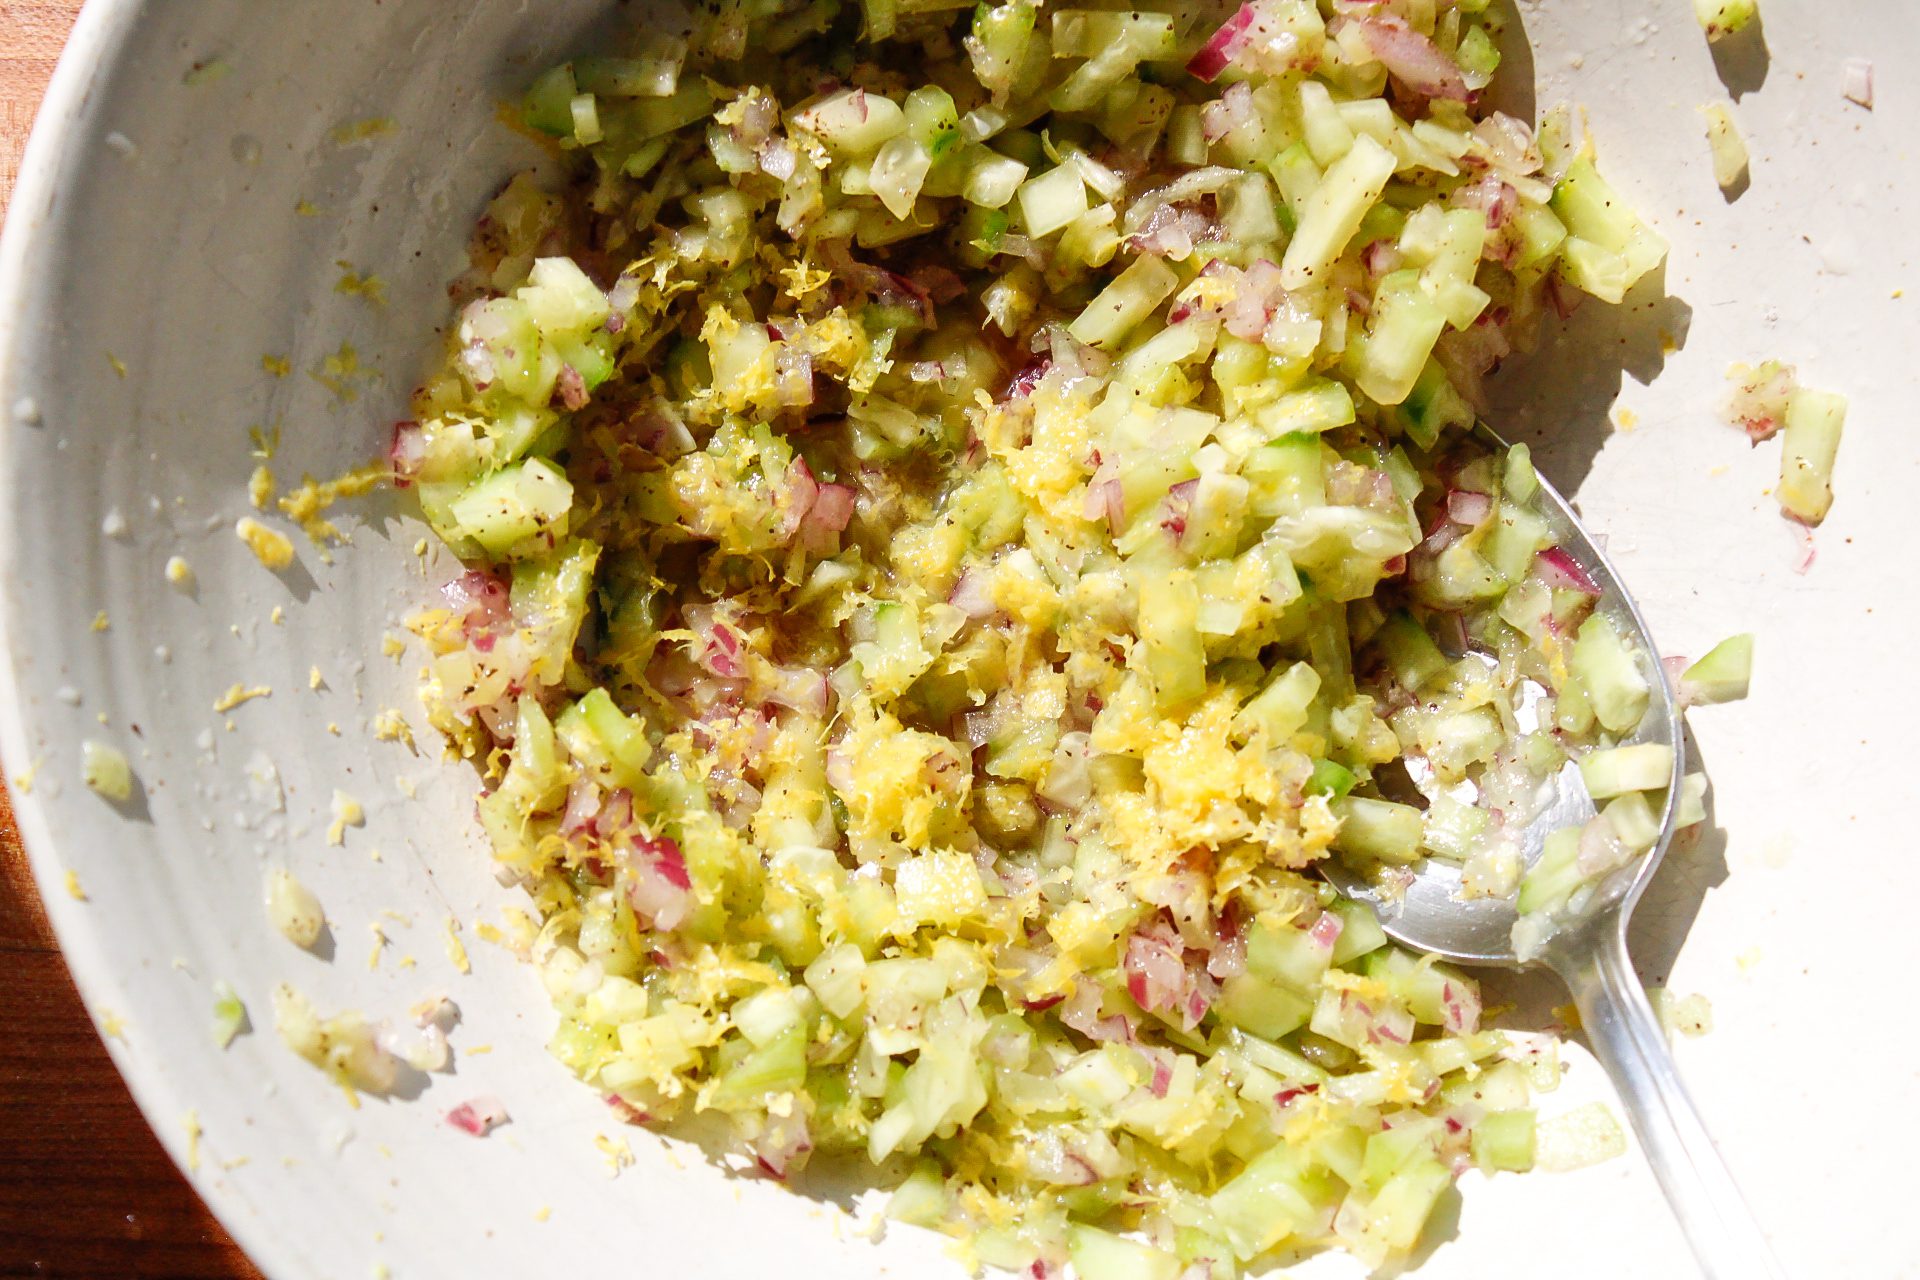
[
  {"x1": 1511, "y1": 203, "x2": 1568, "y2": 269},
  {"x1": 1359, "y1": 1157, "x2": 1452, "y2": 1253},
  {"x1": 1568, "y1": 614, "x2": 1649, "y2": 735},
  {"x1": 1246, "y1": 918, "x2": 1334, "y2": 992},
  {"x1": 888, "y1": 1162, "x2": 950, "y2": 1226},
  {"x1": 1299, "y1": 81, "x2": 1354, "y2": 167},
  {"x1": 523, "y1": 64, "x2": 579, "y2": 137},
  {"x1": 1679, "y1": 633, "x2": 1753, "y2": 705},
  {"x1": 1700, "y1": 102, "x2": 1748, "y2": 191},
  {"x1": 1308, "y1": 758, "x2": 1357, "y2": 798},
  {"x1": 850, "y1": 600, "x2": 937, "y2": 698},
  {"x1": 447, "y1": 458, "x2": 573, "y2": 557},
  {"x1": 1253, "y1": 379, "x2": 1355, "y2": 435},
  {"x1": 1016, "y1": 162, "x2": 1091, "y2": 237},
  {"x1": 1215, "y1": 974, "x2": 1314, "y2": 1041},
  {"x1": 1069, "y1": 255, "x2": 1180, "y2": 350},
  {"x1": 569, "y1": 94, "x2": 603, "y2": 145},
  {"x1": 1694, "y1": 0, "x2": 1758, "y2": 40},
  {"x1": 1456, "y1": 23, "x2": 1501, "y2": 82},
  {"x1": 555, "y1": 686, "x2": 651, "y2": 789},
  {"x1": 1483, "y1": 502, "x2": 1551, "y2": 584},
  {"x1": 1207, "y1": 1144, "x2": 1333, "y2": 1260},
  {"x1": 1184, "y1": 471, "x2": 1250, "y2": 560},
  {"x1": 1677, "y1": 772, "x2": 1708, "y2": 827},
  {"x1": 601, "y1": 82, "x2": 716, "y2": 148},
  {"x1": 1516, "y1": 826, "x2": 1582, "y2": 915},
  {"x1": 1418, "y1": 539, "x2": 1506, "y2": 608},
  {"x1": 1279, "y1": 134, "x2": 1397, "y2": 291},
  {"x1": 1471, "y1": 1110, "x2": 1536, "y2": 1172},
  {"x1": 794, "y1": 89, "x2": 907, "y2": 156},
  {"x1": 904, "y1": 85, "x2": 960, "y2": 157},
  {"x1": 962, "y1": 149, "x2": 1028, "y2": 208},
  {"x1": 1373, "y1": 610, "x2": 1447, "y2": 692},
  {"x1": 573, "y1": 45, "x2": 685, "y2": 98},
  {"x1": 1331, "y1": 796, "x2": 1425, "y2": 865},
  {"x1": 1266, "y1": 141, "x2": 1320, "y2": 230},
  {"x1": 1777, "y1": 387, "x2": 1845, "y2": 524},
  {"x1": 966, "y1": 1, "x2": 1038, "y2": 102},
  {"x1": 1602, "y1": 790, "x2": 1661, "y2": 851},
  {"x1": 708, "y1": 1023, "x2": 808, "y2": 1109},
  {"x1": 1503, "y1": 443, "x2": 1539, "y2": 503},
  {"x1": 459, "y1": 296, "x2": 552, "y2": 403},
  {"x1": 1579, "y1": 743, "x2": 1674, "y2": 799},
  {"x1": 1138, "y1": 571, "x2": 1206, "y2": 709},
  {"x1": 1266, "y1": 507, "x2": 1414, "y2": 602},
  {"x1": 1397, "y1": 360, "x2": 1474, "y2": 450},
  {"x1": 870, "y1": 134, "x2": 933, "y2": 219},
  {"x1": 1422, "y1": 792, "x2": 1488, "y2": 861},
  {"x1": 1243, "y1": 434, "x2": 1327, "y2": 518},
  {"x1": 1049, "y1": 16, "x2": 1175, "y2": 113},
  {"x1": 520, "y1": 256, "x2": 612, "y2": 337},
  {"x1": 1350, "y1": 269, "x2": 1448, "y2": 407},
  {"x1": 1233, "y1": 661, "x2": 1322, "y2": 744},
  {"x1": 1329, "y1": 898, "x2": 1387, "y2": 964},
  {"x1": 1550, "y1": 154, "x2": 1668, "y2": 305},
  {"x1": 1116, "y1": 321, "x2": 1214, "y2": 394},
  {"x1": 1167, "y1": 104, "x2": 1208, "y2": 167},
  {"x1": 1068, "y1": 1226, "x2": 1182, "y2": 1280},
  {"x1": 1362, "y1": 1114, "x2": 1441, "y2": 1189},
  {"x1": 1050, "y1": 10, "x2": 1175, "y2": 59},
  {"x1": 1220, "y1": 172, "x2": 1282, "y2": 247}
]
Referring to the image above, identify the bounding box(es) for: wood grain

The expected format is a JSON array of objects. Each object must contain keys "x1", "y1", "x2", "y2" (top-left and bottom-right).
[{"x1": 1, "y1": 3, "x2": 262, "y2": 1275}]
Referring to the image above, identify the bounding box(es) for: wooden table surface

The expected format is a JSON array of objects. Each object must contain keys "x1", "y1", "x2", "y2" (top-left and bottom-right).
[{"x1": 1, "y1": 4, "x2": 261, "y2": 1276}]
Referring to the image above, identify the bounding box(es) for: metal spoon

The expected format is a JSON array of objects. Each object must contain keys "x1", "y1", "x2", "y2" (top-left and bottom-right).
[{"x1": 1322, "y1": 433, "x2": 1785, "y2": 1280}]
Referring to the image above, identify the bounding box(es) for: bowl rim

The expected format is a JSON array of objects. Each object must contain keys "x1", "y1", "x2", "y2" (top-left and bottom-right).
[{"x1": 0, "y1": 2, "x2": 292, "y2": 1277}]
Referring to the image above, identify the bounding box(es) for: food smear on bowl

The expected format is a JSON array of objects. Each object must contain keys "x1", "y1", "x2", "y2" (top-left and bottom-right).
[{"x1": 377, "y1": 0, "x2": 1703, "y2": 1271}]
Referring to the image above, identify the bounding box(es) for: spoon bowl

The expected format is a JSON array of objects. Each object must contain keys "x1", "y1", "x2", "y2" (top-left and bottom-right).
[
  {"x1": 1321, "y1": 427, "x2": 1781, "y2": 1280},
  {"x1": 1321, "y1": 427, "x2": 1685, "y2": 967}
]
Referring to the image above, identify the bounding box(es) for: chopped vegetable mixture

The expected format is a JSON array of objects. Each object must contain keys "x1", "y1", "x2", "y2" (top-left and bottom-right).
[{"x1": 388, "y1": 0, "x2": 1709, "y2": 1272}]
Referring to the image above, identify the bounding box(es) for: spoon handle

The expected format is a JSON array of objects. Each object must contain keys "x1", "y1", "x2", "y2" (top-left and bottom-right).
[{"x1": 1557, "y1": 926, "x2": 1786, "y2": 1280}]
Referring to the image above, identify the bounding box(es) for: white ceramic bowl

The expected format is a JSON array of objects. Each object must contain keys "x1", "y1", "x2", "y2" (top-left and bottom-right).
[{"x1": 3, "y1": 3, "x2": 1917, "y2": 1276}]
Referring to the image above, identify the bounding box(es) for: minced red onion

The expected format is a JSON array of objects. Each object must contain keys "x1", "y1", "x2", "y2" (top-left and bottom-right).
[
  {"x1": 377, "y1": 1019, "x2": 450, "y2": 1073},
  {"x1": 758, "y1": 137, "x2": 797, "y2": 180},
  {"x1": 627, "y1": 834, "x2": 692, "y2": 929},
  {"x1": 800, "y1": 482, "x2": 855, "y2": 552},
  {"x1": 446, "y1": 1096, "x2": 510, "y2": 1136},
  {"x1": 1362, "y1": 238, "x2": 1404, "y2": 278},
  {"x1": 752, "y1": 1111, "x2": 813, "y2": 1180},
  {"x1": 1473, "y1": 113, "x2": 1542, "y2": 175},
  {"x1": 949, "y1": 568, "x2": 997, "y2": 619},
  {"x1": 388, "y1": 421, "x2": 426, "y2": 487},
  {"x1": 1163, "y1": 477, "x2": 1198, "y2": 541},
  {"x1": 1447, "y1": 489, "x2": 1493, "y2": 526},
  {"x1": 1058, "y1": 981, "x2": 1136, "y2": 1044},
  {"x1": 1786, "y1": 513, "x2": 1817, "y2": 574},
  {"x1": 1576, "y1": 814, "x2": 1633, "y2": 877},
  {"x1": 1349, "y1": 15, "x2": 1470, "y2": 102},
  {"x1": 560, "y1": 777, "x2": 604, "y2": 835},
  {"x1": 598, "y1": 787, "x2": 635, "y2": 836},
  {"x1": 773, "y1": 346, "x2": 814, "y2": 407},
  {"x1": 1843, "y1": 58, "x2": 1874, "y2": 110},
  {"x1": 1536, "y1": 546, "x2": 1601, "y2": 595},
  {"x1": 554, "y1": 363, "x2": 589, "y2": 412},
  {"x1": 1201, "y1": 82, "x2": 1257, "y2": 144},
  {"x1": 766, "y1": 665, "x2": 830, "y2": 717},
  {"x1": 781, "y1": 456, "x2": 820, "y2": 543},
  {"x1": 1187, "y1": 3, "x2": 1257, "y2": 82},
  {"x1": 686, "y1": 606, "x2": 748, "y2": 679}
]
